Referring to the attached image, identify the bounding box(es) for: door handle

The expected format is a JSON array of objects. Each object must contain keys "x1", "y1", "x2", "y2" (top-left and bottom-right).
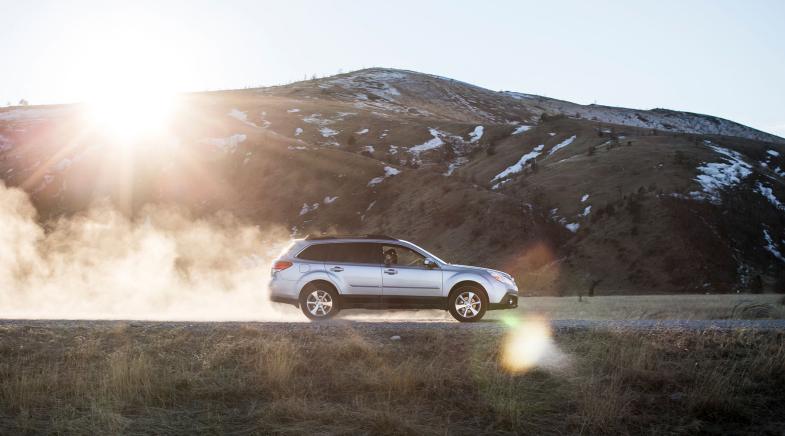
[
  {"x1": 330, "y1": 266, "x2": 344, "y2": 272},
  {"x1": 384, "y1": 269, "x2": 397, "y2": 275}
]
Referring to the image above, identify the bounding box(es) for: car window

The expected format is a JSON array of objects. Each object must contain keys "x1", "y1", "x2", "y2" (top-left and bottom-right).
[
  {"x1": 297, "y1": 244, "x2": 331, "y2": 261},
  {"x1": 382, "y1": 244, "x2": 426, "y2": 268},
  {"x1": 325, "y1": 243, "x2": 381, "y2": 264}
]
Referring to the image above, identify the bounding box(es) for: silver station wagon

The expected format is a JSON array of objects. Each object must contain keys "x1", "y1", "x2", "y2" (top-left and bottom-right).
[{"x1": 269, "y1": 235, "x2": 518, "y2": 322}]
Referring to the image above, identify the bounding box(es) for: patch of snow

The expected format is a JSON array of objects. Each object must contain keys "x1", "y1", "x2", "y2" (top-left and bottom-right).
[
  {"x1": 288, "y1": 146, "x2": 308, "y2": 150},
  {"x1": 468, "y1": 126, "x2": 484, "y2": 143},
  {"x1": 228, "y1": 109, "x2": 258, "y2": 127},
  {"x1": 320, "y1": 127, "x2": 339, "y2": 137},
  {"x1": 767, "y1": 149, "x2": 780, "y2": 157},
  {"x1": 444, "y1": 157, "x2": 469, "y2": 176},
  {"x1": 299, "y1": 202, "x2": 319, "y2": 216},
  {"x1": 581, "y1": 205, "x2": 592, "y2": 217},
  {"x1": 287, "y1": 108, "x2": 300, "y2": 113},
  {"x1": 201, "y1": 134, "x2": 247, "y2": 153},
  {"x1": 690, "y1": 142, "x2": 752, "y2": 203},
  {"x1": 547, "y1": 135, "x2": 576, "y2": 156},
  {"x1": 512, "y1": 125, "x2": 532, "y2": 135},
  {"x1": 324, "y1": 196, "x2": 338, "y2": 204},
  {"x1": 362, "y1": 145, "x2": 375, "y2": 153},
  {"x1": 491, "y1": 144, "x2": 545, "y2": 187},
  {"x1": 565, "y1": 223, "x2": 580, "y2": 233},
  {"x1": 302, "y1": 113, "x2": 334, "y2": 127},
  {"x1": 356, "y1": 128, "x2": 369, "y2": 135},
  {"x1": 755, "y1": 182, "x2": 785, "y2": 211},
  {"x1": 548, "y1": 132, "x2": 556, "y2": 136},
  {"x1": 409, "y1": 128, "x2": 445, "y2": 154},
  {"x1": 368, "y1": 166, "x2": 400, "y2": 187},
  {"x1": 294, "y1": 127, "x2": 303, "y2": 136},
  {"x1": 763, "y1": 229, "x2": 785, "y2": 262},
  {"x1": 581, "y1": 194, "x2": 589, "y2": 202}
]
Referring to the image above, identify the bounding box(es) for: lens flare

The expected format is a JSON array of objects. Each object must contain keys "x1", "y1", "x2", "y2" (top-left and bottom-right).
[{"x1": 500, "y1": 316, "x2": 567, "y2": 373}]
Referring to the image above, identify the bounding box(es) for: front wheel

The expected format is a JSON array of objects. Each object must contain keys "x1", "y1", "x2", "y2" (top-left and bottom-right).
[
  {"x1": 448, "y1": 286, "x2": 487, "y2": 322},
  {"x1": 299, "y1": 283, "x2": 340, "y2": 321}
]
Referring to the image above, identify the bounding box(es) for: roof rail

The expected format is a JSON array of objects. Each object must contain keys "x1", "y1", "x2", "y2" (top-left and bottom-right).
[{"x1": 305, "y1": 234, "x2": 398, "y2": 241}]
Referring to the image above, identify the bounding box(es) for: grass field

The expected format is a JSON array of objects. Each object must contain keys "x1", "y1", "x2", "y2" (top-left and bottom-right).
[
  {"x1": 1, "y1": 317, "x2": 784, "y2": 435},
  {"x1": 513, "y1": 293, "x2": 785, "y2": 320},
  {"x1": 348, "y1": 293, "x2": 785, "y2": 322}
]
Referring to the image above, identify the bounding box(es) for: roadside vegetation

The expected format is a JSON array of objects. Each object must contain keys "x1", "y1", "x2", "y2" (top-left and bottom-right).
[{"x1": 1, "y1": 319, "x2": 783, "y2": 435}]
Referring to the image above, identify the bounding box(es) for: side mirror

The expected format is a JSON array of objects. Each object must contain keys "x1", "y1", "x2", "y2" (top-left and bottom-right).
[{"x1": 424, "y1": 258, "x2": 438, "y2": 269}]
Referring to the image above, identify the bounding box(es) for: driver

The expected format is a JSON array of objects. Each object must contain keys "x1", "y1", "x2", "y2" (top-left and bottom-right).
[{"x1": 383, "y1": 248, "x2": 398, "y2": 265}]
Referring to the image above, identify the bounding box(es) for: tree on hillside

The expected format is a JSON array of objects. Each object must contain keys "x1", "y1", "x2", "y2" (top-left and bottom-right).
[{"x1": 18, "y1": 99, "x2": 29, "y2": 106}]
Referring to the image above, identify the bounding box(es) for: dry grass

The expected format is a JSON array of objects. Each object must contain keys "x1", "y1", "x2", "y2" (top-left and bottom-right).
[
  {"x1": 1, "y1": 321, "x2": 784, "y2": 435},
  {"x1": 507, "y1": 293, "x2": 785, "y2": 320}
]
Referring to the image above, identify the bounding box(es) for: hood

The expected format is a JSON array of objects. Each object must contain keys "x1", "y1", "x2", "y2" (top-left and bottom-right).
[{"x1": 447, "y1": 264, "x2": 510, "y2": 278}]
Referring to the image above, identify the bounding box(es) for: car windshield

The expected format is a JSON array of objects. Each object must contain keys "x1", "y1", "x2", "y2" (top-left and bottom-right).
[{"x1": 399, "y1": 240, "x2": 448, "y2": 264}]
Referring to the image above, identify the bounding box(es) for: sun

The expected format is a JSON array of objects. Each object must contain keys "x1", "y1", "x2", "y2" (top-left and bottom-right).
[{"x1": 86, "y1": 89, "x2": 178, "y2": 144}]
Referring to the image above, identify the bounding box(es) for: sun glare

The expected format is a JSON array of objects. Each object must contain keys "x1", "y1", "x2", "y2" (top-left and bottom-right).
[{"x1": 86, "y1": 90, "x2": 177, "y2": 144}]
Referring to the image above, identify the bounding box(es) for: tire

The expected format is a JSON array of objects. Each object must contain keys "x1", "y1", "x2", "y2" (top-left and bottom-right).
[
  {"x1": 448, "y1": 285, "x2": 488, "y2": 322},
  {"x1": 299, "y1": 282, "x2": 340, "y2": 321}
]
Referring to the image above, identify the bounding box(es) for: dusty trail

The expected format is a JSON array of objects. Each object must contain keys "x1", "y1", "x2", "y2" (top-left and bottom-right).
[{"x1": 2, "y1": 318, "x2": 784, "y2": 332}]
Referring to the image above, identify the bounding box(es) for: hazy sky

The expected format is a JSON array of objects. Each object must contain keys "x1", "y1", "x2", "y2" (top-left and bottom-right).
[{"x1": 1, "y1": 0, "x2": 783, "y2": 137}]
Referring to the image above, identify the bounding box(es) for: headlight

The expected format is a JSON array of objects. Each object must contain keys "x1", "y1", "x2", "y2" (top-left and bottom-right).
[{"x1": 490, "y1": 272, "x2": 514, "y2": 287}]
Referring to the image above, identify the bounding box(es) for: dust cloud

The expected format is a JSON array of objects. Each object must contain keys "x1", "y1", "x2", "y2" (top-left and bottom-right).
[{"x1": 0, "y1": 182, "x2": 300, "y2": 320}]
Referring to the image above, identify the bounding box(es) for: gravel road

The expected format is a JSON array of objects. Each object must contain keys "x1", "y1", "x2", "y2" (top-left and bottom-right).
[{"x1": 2, "y1": 318, "x2": 784, "y2": 332}]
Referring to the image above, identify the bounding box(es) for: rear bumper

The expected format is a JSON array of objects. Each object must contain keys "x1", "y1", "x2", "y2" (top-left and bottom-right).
[
  {"x1": 269, "y1": 294, "x2": 299, "y2": 307},
  {"x1": 489, "y1": 293, "x2": 518, "y2": 310}
]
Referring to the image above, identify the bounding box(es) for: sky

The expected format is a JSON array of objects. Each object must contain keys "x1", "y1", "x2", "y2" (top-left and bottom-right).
[{"x1": 0, "y1": 0, "x2": 783, "y2": 137}]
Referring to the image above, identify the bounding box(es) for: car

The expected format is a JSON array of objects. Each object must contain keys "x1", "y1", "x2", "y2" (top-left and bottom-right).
[{"x1": 268, "y1": 235, "x2": 519, "y2": 322}]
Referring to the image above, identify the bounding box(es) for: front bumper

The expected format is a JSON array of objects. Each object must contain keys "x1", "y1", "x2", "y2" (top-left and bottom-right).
[{"x1": 489, "y1": 293, "x2": 518, "y2": 310}]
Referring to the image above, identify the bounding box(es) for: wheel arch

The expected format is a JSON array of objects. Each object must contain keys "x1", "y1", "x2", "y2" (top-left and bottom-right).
[
  {"x1": 299, "y1": 279, "x2": 339, "y2": 298},
  {"x1": 448, "y1": 280, "x2": 489, "y2": 301}
]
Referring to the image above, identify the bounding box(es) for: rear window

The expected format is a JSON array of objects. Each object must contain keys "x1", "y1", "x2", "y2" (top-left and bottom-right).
[{"x1": 297, "y1": 244, "x2": 331, "y2": 261}]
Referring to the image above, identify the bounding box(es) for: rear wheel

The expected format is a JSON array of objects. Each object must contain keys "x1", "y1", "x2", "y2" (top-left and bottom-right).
[
  {"x1": 448, "y1": 285, "x2": 487, "y2": 322},
  {"x1": 299, "y1": 283, "x2": 340, "y2": 321}
]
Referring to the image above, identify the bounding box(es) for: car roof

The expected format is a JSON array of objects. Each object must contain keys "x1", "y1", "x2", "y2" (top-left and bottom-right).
[{"x1": 304, "y1": 234, "x2": 398, "y2": 241}]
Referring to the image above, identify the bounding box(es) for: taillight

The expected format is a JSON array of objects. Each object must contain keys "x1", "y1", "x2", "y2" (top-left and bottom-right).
[{"x1": 272, "y1": 261, "x2": 293, "y2": 274}]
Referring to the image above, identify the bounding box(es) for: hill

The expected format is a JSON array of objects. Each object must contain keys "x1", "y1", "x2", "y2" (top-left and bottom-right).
[{"x1": 1, "y1": 68, "x2": 784, "y2": 294}]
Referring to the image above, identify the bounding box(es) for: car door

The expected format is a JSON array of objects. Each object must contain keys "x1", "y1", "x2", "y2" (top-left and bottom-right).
[
  {"x1": 324, "y1": 242, "x2": 383, "y2": 307},
  {"x1": 381, "y1": 243, "x2": 443, "y2": 306}
]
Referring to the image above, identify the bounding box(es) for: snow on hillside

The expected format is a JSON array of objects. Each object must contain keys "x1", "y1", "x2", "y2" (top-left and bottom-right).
[
  {"x1": 468, "y1": 126, "x2": 484, "y2": 143},
  {"x1": 755, "y1": 182, "x2": 785, "y2": 211},
  {"x1": 690, "y1": 142, "x2": 752, "y2": 204},
  {"x1": 491, "y1": 144, "x2": 545, "y2": 188},
  {"x1": 368, "y1": 166, "x2": 400, "y2": 187},
  {"x1": 547, "y1": 135, "x2": 576, "y2": 156},
  {"x1": 763, "y1": 229, "x2": 785, "y2": 262},
  {"x1": 228, "y1": 109, "x2": 257, "y2": 128},
  {"x1": 409, "y1": 128, "x2": 445, "y2": 154},
  {"x1": 512, "y1": 125, "x2": 532, "y2": 135},
  {"x1": 201, "y1": 134, "x2": 247, "y2": 153},
  {"x1": 507, "y1": 94, "x2": 784, "y2": 144}
]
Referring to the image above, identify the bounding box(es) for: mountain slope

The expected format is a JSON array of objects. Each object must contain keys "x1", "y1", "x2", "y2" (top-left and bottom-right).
[{"x1": 1, "y1": 68, "x2": 784, "y2": 295}]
